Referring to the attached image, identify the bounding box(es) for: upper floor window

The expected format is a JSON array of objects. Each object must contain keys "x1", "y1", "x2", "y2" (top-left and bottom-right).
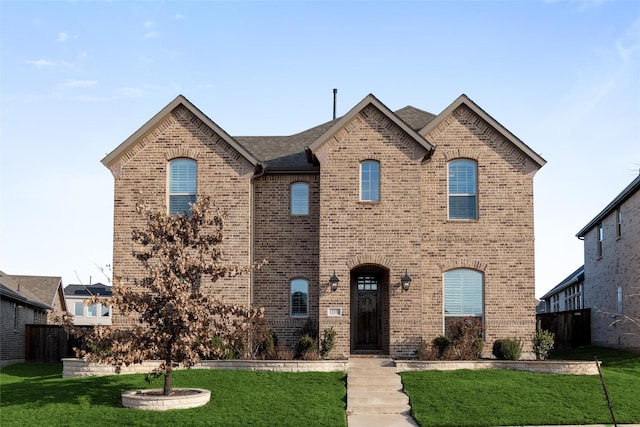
[
  {"x1": 616, "y1": 208, "x2": 622, "y2": 238},
  {"x1": 291, "y1": 182, "x2": 309, "y2": 215},
  {"x1": 169, "y1": 158, "x2": 197, "y2": 215},
  {"x1": 101, "y1": 305, "x2": 110, "y2": 317},
  {"x1": 444, "y1": 268, "x2": 483, "y2": 318},
  {"x1": 87, "y1": 304, "x2": 97, "y2": 317},
  {"x1": 290, "y1": 279, "x2": 309, "y2": 318},
  {"x1": 597, "y1": 223, "x2": 603, "y2": 258},
  {"x1": 360, "y1": 160, "x2": 380, "y2": 202},
  {"x1": 448, "y1": 159, "x2": 477, "y2": 220},
  {"x1": 74, "y1": 301, "x2": 84, "y2": 317}
]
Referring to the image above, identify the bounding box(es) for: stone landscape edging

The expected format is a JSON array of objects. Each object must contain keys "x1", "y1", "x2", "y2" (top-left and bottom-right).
[
  {"x1": 62, "y1": 357, "x2": 599, "y2": 378},
  {"x1": 395, "y1": 359, "x2": 600, "y2": 375}
]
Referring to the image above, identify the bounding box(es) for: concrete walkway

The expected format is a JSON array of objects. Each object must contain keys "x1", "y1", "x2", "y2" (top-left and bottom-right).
[{"x1": 346, "y1": 357, "x2": 418, "y2": 427}]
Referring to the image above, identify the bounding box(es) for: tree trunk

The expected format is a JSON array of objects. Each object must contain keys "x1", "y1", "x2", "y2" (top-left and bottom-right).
[{"x1": 163, "y1": 369, "x2": 172, "y2": 395}]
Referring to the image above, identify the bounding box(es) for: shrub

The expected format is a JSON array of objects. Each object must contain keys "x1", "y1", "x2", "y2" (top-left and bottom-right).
[
  {"x1": 320, "y1": 328, "x2": 336, "y2": 358},
  {"x1": 443, "y1": 317, "x2": 484, "y2": 360},
  {"x1": 295, "y1": 334, "x2": 316, "y2": 359},
  {"x1": 432, "y1": 335, "x2": 450, "y2": 358},
  {"x1": 492, "y1": 338, "x2": 522, "y2": 360},
  {"x1": 532, "y1": 322, "x2": 555, "y2": 360},
  {"x1": 416, "y1": 340, "x2": 439, "y2": 360}
]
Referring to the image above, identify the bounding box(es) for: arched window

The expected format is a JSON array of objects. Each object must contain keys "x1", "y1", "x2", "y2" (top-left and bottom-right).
[
  {"x1": 168, "y1": 158, "x2": 197, "y2": 215},
  {"x1": 444, "y1": 269, "x2": 483, "y2": 318},
  {"x1": 290, "y1": 279, "x2": 309, "y2": 318},
  {"x1": 291, "y1": 182, "x2": 309, "y2": 215},
  {"x1": 360, "y1": 160, "x2": 380, "y2": 202},
  {"x1": 448, "y1": 159, "x2": 477, "y2": 220}
]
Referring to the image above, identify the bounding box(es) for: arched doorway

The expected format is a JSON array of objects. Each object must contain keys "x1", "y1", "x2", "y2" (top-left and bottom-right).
[{"x1": 350, "y1": 265, "x2": 389, "y2": 354}]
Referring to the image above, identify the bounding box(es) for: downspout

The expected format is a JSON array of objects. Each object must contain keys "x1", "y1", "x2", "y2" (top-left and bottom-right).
[{"x1": 249, "y1": 162, "x2": 268, "y2": 306}]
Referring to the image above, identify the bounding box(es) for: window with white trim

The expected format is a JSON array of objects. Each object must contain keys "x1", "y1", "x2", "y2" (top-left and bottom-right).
[
  {"x1": 290, "y1": 279, "x2": 309, "y2": 318},
  {"x1": 101, "y1": 304, "x2": 110, "y2": 317},
  {"x1": 360, "y1": 160, "x2": 380, "y2": 202},
  {"x1": 87, "y1": 304, "x2": 97, "y2": 317},
  {"x1": 564, "y1": 284, "x2": 583, "y2": 311},
  {"x1": 169, "y1": 158, "x2": 197, "y2": 215},
  {"x1": 291, "y1": 182, "x2": 309, "y2": 215},
  {"x1": 448, "y1": 159, "x2": 477, "y2": 220},
  {"x1": 74, "y1": 301, "x2": 84, "y2": 317},
  {"x1": 444, "y1": 269, "x2": 483, "y2": 318}
]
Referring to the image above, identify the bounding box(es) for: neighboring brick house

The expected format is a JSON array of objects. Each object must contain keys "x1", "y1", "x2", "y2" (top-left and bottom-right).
[
  {"x1": 0, "y1": 271, "x2": 56, "y2": 366},
  {"x1": 102, "y1": 93, "x2": 546, "y2": 358},
  {"x1": 576, "y1": 175, "x2": 640, "y2": 352},
  {"x1": 64, "y1": 284, "x2": 112, "y2": 326}
]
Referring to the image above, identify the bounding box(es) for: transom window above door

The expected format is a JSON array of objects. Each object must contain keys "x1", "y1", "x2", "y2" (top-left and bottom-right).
[{"x1": 357, "y1": 275, "x2": 378, "y2": 291}]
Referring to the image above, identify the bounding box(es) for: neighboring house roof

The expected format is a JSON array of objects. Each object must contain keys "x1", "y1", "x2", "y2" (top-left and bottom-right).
[
  {"x1": 0, "y1": 271, "x2": 51, "y2": 310},
  {"x1": 64, "y1": 284, "x2": 112, "y2": 297},
  {"x1": 420, "y1": 94, "x2": 547, "y2": 169},
  {"x1": 540, "y1": 265, "x2": 585, "y2": 301},
  {"x1": 576, "y1": 174, "x2": 640, "y2": 238},
  {"x1": 8, "y1": 274, "x2": 64, "y2": 310}
]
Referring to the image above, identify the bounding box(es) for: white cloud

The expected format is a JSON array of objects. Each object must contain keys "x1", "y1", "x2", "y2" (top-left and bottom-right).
[
  {"x1": 116, "y1": 87, "x2": 144, "y2": 98},
  {"x1": 144, "y1": 31, "x2": 159, "y2": 38},
  {"x1": 26, "y1": 59, "x2": 54, "y2": 67},
  {"x1": 63, "y1": 79, "x2": 98, "y2": 88},
  {"x1": 144, "y1": 20, "x2": 153, "y2": 28},
  {"x1": 175, "y1": 14, "x2": 184, "y2": 20},
  {"x1": 57, "y1": 32, "x2": 69, "y2": 42}
]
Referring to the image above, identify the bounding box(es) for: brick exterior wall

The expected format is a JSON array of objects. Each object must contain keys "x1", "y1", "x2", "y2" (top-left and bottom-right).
[
  {"x1": 252, "y1": 174, "x2": 320, "y2": 348},
  {"x1": 106, "y1": 97, "x2": 541, "y2": 358},
  {"x1": 582, "y1": 188, "x2": 640, "y2": 351},
  {"x1": 420, "y1": 104, "x2": 538, "y2": 356},
  {"x1": 108, "y1": 106, "x2": 253, "y2": 327},
  {"x1": 0, "y1": 299, "x2": 43, "y2": 366}
]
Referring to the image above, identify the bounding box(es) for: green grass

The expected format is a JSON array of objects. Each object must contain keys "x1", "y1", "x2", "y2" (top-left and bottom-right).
[
  {"x1": 0, "y1": 364, "x2": 347, "y2": 427},
  {"x1": 2, "y1": 347, "x2": 639, "y2": 427},
  {"x1": 401, "y1": 346, "x2": 640, "y2": 427}
]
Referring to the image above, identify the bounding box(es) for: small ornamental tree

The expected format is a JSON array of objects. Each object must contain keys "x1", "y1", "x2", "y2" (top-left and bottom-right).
[{"x1": 68, "y1": 197, "x2": 266, "y2": 396}]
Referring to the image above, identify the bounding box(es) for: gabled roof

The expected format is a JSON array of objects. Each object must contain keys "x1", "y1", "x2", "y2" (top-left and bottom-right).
[
  {"x1": 420, "y1": 94, "x2": 546, "y2": 168},
  {"x1": 540, "y1": 265, "x2": 584, "y2": 301},
  {"x1": 308, "y1": 93, "x2": 435, "y2": 156},
  {"x1": 7, "y1": 274, "x2": 62, "y2": 308},
  {"x1": 64, "y1": 284, "x2": 112, "y2": 297},
  {"x1": 576, "y1": 174, "x2": 640, "y2": 238},
  {"x1": 0, "y1": 271, "x2": 52, "y2": 310},
  {"x1": 101, "y1": 95, "x2": 261, "y2": 169}
]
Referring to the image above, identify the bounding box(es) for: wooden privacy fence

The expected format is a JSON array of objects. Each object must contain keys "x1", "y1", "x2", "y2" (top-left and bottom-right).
[
  {"x1": 536, "y1": 308, "x2": 591, "y2": 351},
  {"x1": 25, "y1": 325, "x2": 79, "y2": 363}
]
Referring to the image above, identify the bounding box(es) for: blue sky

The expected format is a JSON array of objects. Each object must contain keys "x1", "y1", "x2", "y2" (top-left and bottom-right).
[{"x1": 1, "y1": 0, "x2": 638, "y2": 298}]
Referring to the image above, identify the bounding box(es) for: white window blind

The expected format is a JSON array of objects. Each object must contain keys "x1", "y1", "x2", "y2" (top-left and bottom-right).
[
  {"x1": 291, "y1": 182, "x2": 309, "y2": 215},
  {"x1": 444, "y1": 269, "x2": 483, "y2": 316},
  {"x1": 448, "y1": 159, "x2": 477, "y2": 219},
  {"x1": 169, "y1": 158, "x2": 197, "y2": 215}
]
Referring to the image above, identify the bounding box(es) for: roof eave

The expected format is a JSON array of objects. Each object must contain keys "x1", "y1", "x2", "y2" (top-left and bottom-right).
[
  {"x1": 308, "y1": 94, "x2": 435, "y2": 154},
  {"x1": 101, "y1": 95, "x2": 260, "y2": 169},
  {"x1": 576, "y1": 175, "x2": 640, "y2": 238},
  {"x1": 420, "y1": 94, "x2": 547, "y2": 169}
]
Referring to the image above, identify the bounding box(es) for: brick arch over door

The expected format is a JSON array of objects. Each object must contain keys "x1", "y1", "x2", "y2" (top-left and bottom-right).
[{"x1": 345, "y1": 254, "x2": 394, "y2": 271}]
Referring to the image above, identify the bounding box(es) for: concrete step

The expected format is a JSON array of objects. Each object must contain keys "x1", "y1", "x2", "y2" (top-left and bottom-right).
[
  {"x1": 347, "y1": 413, "x2": 419, "y2": 427},
  {"x1": 347, "y1": 390, "x2": 409, "y2": 406},
  {"x1": 347, "y1": 402, "x2": 412, "y2": 415},
  {"x1": 347, "y1": 377, "x2": 403, "y2": 391}
]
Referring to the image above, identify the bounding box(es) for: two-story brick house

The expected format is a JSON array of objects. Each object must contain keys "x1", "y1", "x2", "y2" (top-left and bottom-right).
[
  {"x1": 576, "y1": 175, "x2": 640, "y2": 352},
  {"x1": 102, "y1": 93, "x2": 545, "y2": 358}
]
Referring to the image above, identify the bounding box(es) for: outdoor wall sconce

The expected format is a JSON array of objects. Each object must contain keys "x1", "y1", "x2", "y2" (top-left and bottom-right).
[
  {"x1": 401, "y1": 270, "x2": 412, "y2": 292},
  {"x1": 329, "y1": 271, "x2": 340, "y2": 292}
]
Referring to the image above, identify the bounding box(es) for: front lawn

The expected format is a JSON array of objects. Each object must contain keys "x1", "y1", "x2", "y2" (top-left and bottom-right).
[
  {"x1": 0, "y1": 364, "x2": 347, "y2": 427},
  {"x1": 401, "y1": 346, "x2": 640, "y2": 427}
]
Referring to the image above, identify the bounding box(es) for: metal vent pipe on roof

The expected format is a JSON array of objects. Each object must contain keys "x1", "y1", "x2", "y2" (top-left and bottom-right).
[{"x1": 333, "y1": 88, "x2": 337, "y2": 120}]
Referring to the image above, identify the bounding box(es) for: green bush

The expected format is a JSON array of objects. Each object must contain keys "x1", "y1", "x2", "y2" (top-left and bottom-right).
[
  {"x1": 532, "y1": 322, "x2": 555, "y2": 360},
  {"x1": 320, "y1": 328, "x2": 336, "y2": 358},
  {"x1": 492, "y1": 338, "x2": 522, "y2": 360},
  {"x1": 295, "y1": 334, "x2": 316, "y2": 359}
]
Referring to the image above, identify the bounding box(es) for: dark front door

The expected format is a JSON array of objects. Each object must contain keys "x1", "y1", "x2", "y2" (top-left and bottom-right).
[{"x1": 352, "y1": 274, "x2": 382, "y2": 351}]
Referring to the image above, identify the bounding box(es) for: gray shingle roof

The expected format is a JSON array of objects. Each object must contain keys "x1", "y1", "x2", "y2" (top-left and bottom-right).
[
  {"x1": 235, "y1": 106, "x2": 436, "y2": 171},
  {"x1": 8, "y1": 275, "x2": 62, "y2": 307},
  {"x1": 0, "y1": 271, "x2": 52, "y2": 310},
  {"x1": 64, "y1": 284, "x2": 112, "y2": 297},
  {"x1": 540, "y1": 265, "x2": 585, "y2": 301}
]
